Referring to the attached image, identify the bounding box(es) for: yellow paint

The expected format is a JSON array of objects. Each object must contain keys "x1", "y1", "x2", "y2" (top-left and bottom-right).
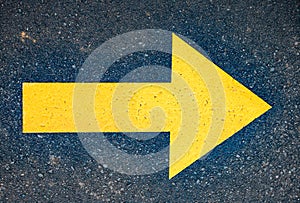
[
  {"x1": 22, "y1": 33, "x2": 271, "y2": 179},
  {"x1": 23, "y1": 83, "x2": 76, "y2": 132},
  {"x1": 169, "y1": 34, "x2": 271, "y2": 178}
]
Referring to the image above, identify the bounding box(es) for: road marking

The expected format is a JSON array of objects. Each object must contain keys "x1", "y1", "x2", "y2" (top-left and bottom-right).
[{"x1": 22, "y1": 33, "x2": 271, "y2": 179}]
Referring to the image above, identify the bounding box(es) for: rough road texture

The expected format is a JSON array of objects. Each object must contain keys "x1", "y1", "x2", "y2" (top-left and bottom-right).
[{"x1": 0, "y1": 0, "x2": 299, "y2": 202}]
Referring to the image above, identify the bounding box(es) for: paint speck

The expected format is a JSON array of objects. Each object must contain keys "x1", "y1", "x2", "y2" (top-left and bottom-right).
[{"x1": 20, "y1": 31, "x2": 37, "y2": 43}]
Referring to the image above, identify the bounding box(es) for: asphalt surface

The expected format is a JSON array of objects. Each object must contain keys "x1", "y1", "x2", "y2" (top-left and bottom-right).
[{"x1": 0, "y1": 0, "x2": 299, "y2": 202}]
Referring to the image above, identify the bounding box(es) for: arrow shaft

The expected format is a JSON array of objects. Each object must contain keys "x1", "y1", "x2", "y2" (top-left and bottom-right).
[
  {"x1": 23, "y1": 83, "x2": 97, "y2": 133},
  {"x1": 22, "y1": 82, "x2": 183, "y2": 133}
]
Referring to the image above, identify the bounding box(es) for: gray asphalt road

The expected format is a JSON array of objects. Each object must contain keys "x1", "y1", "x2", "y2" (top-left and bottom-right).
[{"x1": 0, "y1": 0, "x2": 299, "y2": 202}]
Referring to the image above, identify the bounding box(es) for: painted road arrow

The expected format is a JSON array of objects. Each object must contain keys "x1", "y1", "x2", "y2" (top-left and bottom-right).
[{"x1": 23, "y1": 33, "x2": 271, "y2": 178}]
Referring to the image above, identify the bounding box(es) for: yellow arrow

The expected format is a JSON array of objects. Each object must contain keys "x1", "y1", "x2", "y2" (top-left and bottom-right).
[{"x1": 22, "y1": 33, "x2": 271, "y2": 179}]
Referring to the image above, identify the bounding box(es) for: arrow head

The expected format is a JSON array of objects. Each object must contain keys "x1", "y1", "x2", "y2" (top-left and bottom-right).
[{"x1": 169, "y1": 34, "x2": 271, "y2": 179}]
